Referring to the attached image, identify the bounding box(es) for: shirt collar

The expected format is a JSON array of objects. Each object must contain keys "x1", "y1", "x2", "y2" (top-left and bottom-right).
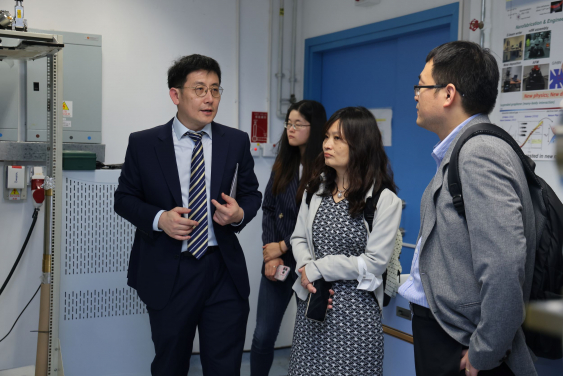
[
  {"x1": 172, "y1": 115, "x2": 212, "y2": 141},
  {"x1": 431, "y1": 113, "x2": 480, "y2": 167}
]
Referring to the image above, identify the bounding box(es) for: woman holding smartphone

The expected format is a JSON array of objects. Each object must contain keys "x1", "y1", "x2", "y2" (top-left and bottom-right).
[
  {"x1": 288, "y1": 107, "x2": 402, "y2": 376},
  {"x1": 250, "y1": 100, "x2": 327, "y2": 376}
]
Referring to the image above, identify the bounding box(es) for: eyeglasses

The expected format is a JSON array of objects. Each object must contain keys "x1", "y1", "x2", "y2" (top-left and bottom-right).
[
  {"x1": 414, "y1": 84, "x2": 465, "y2": 97},
  {"x1": 180, "y1": 85, "x2": 223, "y2": 98},
  {"x1": 414, "y1": 85, "x2": 446, "y2": 96},
  {"x1": 284, "y1": 122, "x2": 310, "y2": 131}
]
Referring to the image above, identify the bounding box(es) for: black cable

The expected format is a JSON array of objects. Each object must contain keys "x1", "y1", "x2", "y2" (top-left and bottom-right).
[
  {"x1": 0, "y1": 284, "x2": 41, "y2": 343},
  {"x1": 0, "y1": 207, "x2": 40, "y2": 298}
]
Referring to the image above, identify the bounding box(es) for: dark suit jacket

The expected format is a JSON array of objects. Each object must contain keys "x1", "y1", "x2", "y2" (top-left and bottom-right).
[
  {"x1": 261, "y1": 170, "x2": 299, "y2": 274},
  {"x1": 114, "y1": 119, "x2": 262, "y2": 310}
]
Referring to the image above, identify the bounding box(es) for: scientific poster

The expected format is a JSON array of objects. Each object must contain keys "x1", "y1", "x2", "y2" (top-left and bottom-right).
[{"x1": 499, "y1": 0, "x2": 563, "y2": 160}]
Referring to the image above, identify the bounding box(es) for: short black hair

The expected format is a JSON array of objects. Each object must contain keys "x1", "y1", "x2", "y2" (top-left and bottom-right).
[
  {"x1": 167, "y1": 54, "x2": 222, "y2": 89},
  {"x1": 426, "y1": 41, "x2": 499, "y2": 115}
]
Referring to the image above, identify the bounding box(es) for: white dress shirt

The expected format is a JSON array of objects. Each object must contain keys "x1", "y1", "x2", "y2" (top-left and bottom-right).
[{"x1": 152, "y1": 116, "x2": 218, "y2": 250}]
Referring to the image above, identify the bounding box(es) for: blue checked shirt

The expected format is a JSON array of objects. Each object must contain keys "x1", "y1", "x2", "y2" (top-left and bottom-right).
[{"x1": 398, "y1": 114, "x2": 479, "y2": 307}]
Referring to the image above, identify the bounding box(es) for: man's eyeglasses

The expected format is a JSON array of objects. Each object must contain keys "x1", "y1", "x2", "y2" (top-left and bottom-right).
[
  {"x1": 284, "y1": 122, "x2": 310, "y2": 131},
  {"x1": 414, "y1": 85, "x2": 465, "y2": 97},
  {"x1": 180, "y1": 85, "x2": 223, "y2": 98}
]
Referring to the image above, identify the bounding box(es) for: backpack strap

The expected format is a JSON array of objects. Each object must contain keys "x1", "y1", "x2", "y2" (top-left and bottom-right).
[
  {"x1": 364, "y1": 185, "x2": 384, "y2": 231},
  {"x1": 448, "y1": 123, "x2": 542, "y2": 216}
]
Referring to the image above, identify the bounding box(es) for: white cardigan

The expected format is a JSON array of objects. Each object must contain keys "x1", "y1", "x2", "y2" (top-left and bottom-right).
[{"x1": 290, "y1": 183, "x2": 402, "y2": 309}]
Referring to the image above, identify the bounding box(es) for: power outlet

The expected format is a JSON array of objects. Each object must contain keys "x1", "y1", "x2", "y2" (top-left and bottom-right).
[
  {"x1": 250, "y1": 143, "x2": 261, "y2": 157},
  {"x1": 4, "y1": 165, "x2": 28, "y2": 201},
  {"x1": 261, "y1": 143, "x2": 278, "y2": 158}
]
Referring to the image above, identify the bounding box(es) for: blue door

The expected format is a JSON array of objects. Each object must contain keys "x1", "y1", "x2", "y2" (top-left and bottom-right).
[{"x1": 310, "y1": 23, "x2": 452, "y2": 271}]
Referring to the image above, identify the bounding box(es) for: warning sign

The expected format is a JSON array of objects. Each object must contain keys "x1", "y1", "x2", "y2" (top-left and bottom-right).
[
  {"x1": 9, "y1": 188, "x2": 21, "y2": 201},
  {"x1": 62, "y1": 101, "x2": 73, "y2": 117},
  {"x1": 251, "y1": 112, "x2": 268, "y2": 143}
]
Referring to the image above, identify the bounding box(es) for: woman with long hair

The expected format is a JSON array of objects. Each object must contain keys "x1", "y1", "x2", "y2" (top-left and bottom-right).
[
  {"x1": 288, "y1": 107, "x2": 402, "y2": 375},
  {"x1": 250, "y1": 100, "x2": 327, "y2": 376}
]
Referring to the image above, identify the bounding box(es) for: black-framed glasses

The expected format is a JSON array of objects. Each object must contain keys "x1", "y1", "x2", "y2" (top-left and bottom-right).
[
  {"x1": 180, "y1": 85, "x2": 223, "y2": 98},
  {"x1": 414, "y1": 85, "x2": 446, "y2": 96},
  {"x1": 284, "y1": 122, "x2": 310, "y2": 131},
  {"x1": 414, "y1": 84, "x2": 465, "y2": 97}
]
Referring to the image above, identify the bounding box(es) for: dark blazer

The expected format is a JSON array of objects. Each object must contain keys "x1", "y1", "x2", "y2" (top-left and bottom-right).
[
  {"x1": 114, "y1": 119, "x2": 262, "y2": 310},
  {"x1": 261, "y1": 170, "x2": 299, "y2": 273}
]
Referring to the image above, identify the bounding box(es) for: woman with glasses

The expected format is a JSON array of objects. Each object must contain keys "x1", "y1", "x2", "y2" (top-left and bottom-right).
[
  {"x1": 288, "y1": 107, "x2": 402, "y2": 376},
  {"x1": 250, "y1": 100, "x2": 327, "y2": 376}
]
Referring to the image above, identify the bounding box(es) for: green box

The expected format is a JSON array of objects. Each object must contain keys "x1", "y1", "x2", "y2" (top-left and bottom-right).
[{"x1": 62, "y1": 150, "x2": 97, "y2": 170}]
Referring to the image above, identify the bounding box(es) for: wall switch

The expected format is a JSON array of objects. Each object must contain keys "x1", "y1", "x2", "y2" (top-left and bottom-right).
[
  {"x1": 7, "y1": 166, "x2": 26, "y2": 189},
  {"x1": 261, "y1": 143, "x2": 278, "y2": 158},
  {"x1": 250, "y1": 143, "x2": 261, "y2": 157}
]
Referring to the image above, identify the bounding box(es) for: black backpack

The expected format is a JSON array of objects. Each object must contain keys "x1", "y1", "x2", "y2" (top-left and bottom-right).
[
  {"x1": 305, "y1": 186, "x2": 402, "y2": 307},
  {"x1": 448, "y1": 123, "x2": 563, "y2": 359}
]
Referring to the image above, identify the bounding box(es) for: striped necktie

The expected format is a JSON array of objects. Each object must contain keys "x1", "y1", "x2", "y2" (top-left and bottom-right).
[{"x1": 186, "y1": 131, "x2": 208, "y2": 259}]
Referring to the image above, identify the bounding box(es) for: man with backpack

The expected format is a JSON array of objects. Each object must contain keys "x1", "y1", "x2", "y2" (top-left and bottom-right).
[{"x1": 398, "y1": 41, "x2": 537, "y2": 376}]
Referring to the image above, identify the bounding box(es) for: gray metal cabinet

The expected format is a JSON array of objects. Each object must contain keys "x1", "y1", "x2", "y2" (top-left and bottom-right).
[{"x1": 27, "y1": 30, "x2": 101, "y2": 143}]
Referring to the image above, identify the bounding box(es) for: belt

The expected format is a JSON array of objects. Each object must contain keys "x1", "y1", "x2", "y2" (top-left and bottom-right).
[
  {"x1": 180, "y1": 246, "x2": 219, "y2": 259},
  {"x1": 410, "y1": 302, "x2": 435, "y2": 320}
]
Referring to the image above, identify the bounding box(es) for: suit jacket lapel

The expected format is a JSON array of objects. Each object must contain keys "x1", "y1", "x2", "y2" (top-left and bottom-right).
[
  {"x1": 210, "y1": 122, "x2": 229, "y2": 204},
  {"x1": 155, "y1": 119, "x2": 182, "y2": 207},
  {"x1": 419, "y1": 114, "x2": 491, "y2": 252}
]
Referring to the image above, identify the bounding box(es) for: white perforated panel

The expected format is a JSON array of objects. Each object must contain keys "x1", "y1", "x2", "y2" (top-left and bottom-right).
[
  {"x1": 59, "y1": 170, "x2": 154, "y2": 376},
  {"x1": 63, "y1": 288, "x2": 147, "y2": 320},
  {"x1": 64, "y1": 178, "x2": 134, "y2": 275}
]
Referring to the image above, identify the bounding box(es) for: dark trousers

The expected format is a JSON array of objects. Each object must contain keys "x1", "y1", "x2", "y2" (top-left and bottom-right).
[
  {"x1": 146, "y1": 248, "x2": 250, "y2": 376},
  {"x1": 411, "y1": 304, "x2": 514, "y2": 376},
  {"x1": 250, "y1": 272, "x2": 297, "y2": 376}
]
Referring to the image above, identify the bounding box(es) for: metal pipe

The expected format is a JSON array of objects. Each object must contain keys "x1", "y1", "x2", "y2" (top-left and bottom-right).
[
  {"x1": 480, "y1": 0, "x2": 485, "y2": 48},
  {"x1": 35, "y1": 191, "x2": 52, "y2": 376},
  {"x1": 276, "y1": 0, "x2": 285, "y2": 119},
  {"x1": 289, "y1": 0, "x2": 298, "y2": 104}
]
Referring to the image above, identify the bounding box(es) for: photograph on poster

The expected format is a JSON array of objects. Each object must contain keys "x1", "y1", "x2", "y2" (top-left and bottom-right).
[
  {"x1": 503, "y1": 35, "x2": 525, "y2": 62},
  {"x1": 549, "y1": 64, "x2": 563, "y2": 89},
  {"x1": 502, "y1": 66, "x2": 523, "y2": 93},
  {"x1": 524, "y1": 31, "x2": 551, "y2": 59},
  {"x1": 523, "y1": 64, "x2": 549, "y2": 91}
]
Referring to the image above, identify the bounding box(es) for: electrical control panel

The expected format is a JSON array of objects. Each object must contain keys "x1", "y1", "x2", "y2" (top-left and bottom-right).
[{"x1": 27, "y1": 29, "x2": 102, "y2": 143}]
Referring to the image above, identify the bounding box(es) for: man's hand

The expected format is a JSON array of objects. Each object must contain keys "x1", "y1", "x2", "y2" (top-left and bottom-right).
[
  {"x1": 265, "y1": 258, "x2": 284, "y2": 281},
  {"x1": 263, "y1": 242, "x2": 283, "y2": 262},
  {"x1": 158, "y1": 207, "x2": 199, "y2": 241},
  {"x1": 211, "y1": 193, "x2": 244, "y2": 226},
  {"x1": 460, "y1": 349, "x2": 479, "y2": 376}
]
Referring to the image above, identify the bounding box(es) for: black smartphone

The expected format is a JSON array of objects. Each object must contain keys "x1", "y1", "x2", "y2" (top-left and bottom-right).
[{"x1": 305, "y1": 278, "x2": 332, "y2": 323}]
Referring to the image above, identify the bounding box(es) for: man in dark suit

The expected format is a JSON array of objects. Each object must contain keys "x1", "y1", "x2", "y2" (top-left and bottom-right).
[{"x1": 114, "y1": 54, "x2": 262, "y2": 376}]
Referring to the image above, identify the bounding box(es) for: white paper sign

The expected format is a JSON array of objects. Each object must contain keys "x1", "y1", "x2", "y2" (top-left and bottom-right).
[
  {"x1": 63, "y1": 118, "x2": 72, "y2": 128},
  {"x1": 63, "y1": 101, "x2": 73, "y2": 117},
  {"x1": 368, "y1": 108, "x2": 393, "y2": 146}
]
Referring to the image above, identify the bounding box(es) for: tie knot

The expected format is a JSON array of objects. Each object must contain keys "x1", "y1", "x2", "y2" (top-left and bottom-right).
[{"x1": 187, "y1": 131, "x2": 204, "y2": 143}]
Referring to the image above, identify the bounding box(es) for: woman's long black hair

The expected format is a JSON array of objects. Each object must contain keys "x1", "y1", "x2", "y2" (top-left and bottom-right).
[
  {"x1": 272, "y1": 100, "x2": 327, "y2": 203},
  {"x1": 307, "y1": 106, "x2": 397, "y2": 217}
]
